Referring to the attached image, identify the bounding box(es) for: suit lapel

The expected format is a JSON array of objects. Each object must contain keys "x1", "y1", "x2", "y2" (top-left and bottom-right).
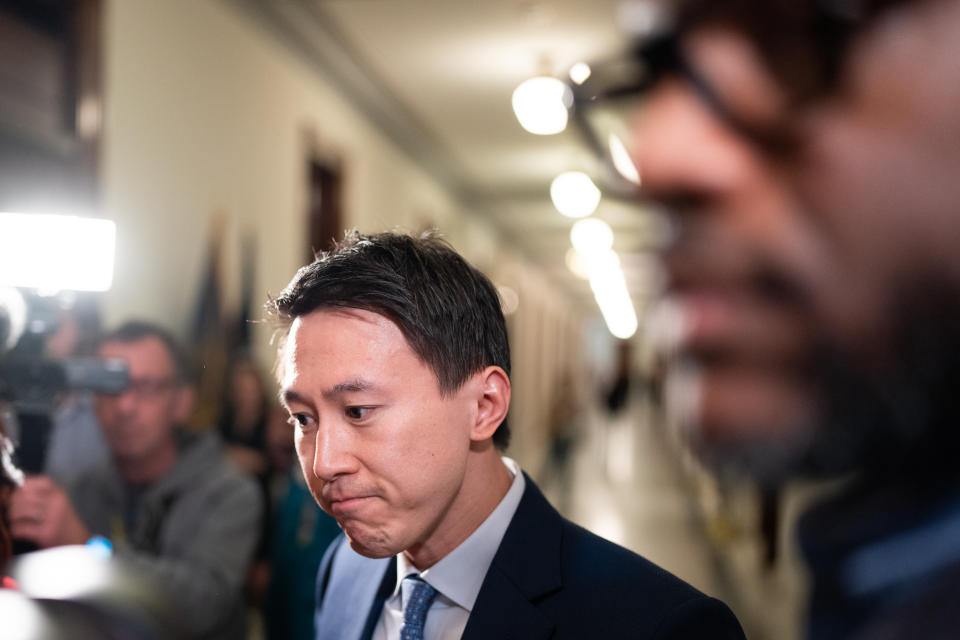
[
  {"x1": 461, "y1": 564, "x2": 555, "y2": 640},
  {"x1": 461, "y1": 475, "x2": 563, "y2": 640},
  {"x1": 315, "y1": 538, "x2": 396, "y2": 640}
]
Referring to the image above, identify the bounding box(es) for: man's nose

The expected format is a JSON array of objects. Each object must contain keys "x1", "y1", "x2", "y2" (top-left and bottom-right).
[
  {"x1": 631, "y1": 79, "x2": 756, "y2": 205},
  {"x1": 112, "y1": 388, "x2": 140, "y2": 415},
  {"x1": 312, "y1": 422, "x2": 357, "y2": 481}
]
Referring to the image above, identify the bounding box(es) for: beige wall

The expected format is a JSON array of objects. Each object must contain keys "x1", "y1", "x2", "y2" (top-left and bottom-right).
[{"x1": 98, "y1": 0, "x2": 585, "y2": 464}]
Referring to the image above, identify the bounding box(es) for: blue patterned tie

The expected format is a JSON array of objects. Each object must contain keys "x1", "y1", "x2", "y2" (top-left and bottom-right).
[{"x1": 400, "y1": 576, "x2": 437, "y2": 640}]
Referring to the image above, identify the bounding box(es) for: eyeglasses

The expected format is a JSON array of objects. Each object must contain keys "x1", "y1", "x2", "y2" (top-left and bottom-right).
[
  {"x1": 101, "y1": 377, "x2": 178, "y2": 401},
  {"x1": 569, "y1": 0, "x2": 899, "y2": 193}
]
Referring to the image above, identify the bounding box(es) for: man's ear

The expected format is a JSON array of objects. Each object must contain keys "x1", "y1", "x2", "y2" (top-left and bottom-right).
[
  {"x1": 172, "y1": 385, "x2": 196, "y2": 425},
  {"x1": 470, "y1": 366, "x2": 511, "y2": 442}
]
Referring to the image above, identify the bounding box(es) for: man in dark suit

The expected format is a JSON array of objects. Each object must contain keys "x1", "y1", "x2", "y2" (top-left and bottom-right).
[{"x1": 268, "y1": 231, "x2": 745, "y2": 640}]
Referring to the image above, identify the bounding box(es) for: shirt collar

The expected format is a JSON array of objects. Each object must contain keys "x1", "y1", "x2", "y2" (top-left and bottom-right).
[{"x1": 394, "y1": 456, "x2": 525, "y2": 612}]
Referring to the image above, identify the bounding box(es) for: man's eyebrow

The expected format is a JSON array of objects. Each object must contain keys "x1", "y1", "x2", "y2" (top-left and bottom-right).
[
  {"x1": 279, "y1": 388, "x2": 308, "y2": 409},
  {"x1": 324, "y1": 379, "x2": 378, "y2": 398},
  {"x1": 278, "y1": 379, "x2": 380, "y2": 408}
]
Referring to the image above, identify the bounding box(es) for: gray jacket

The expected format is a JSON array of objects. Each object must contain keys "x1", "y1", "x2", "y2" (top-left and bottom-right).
[{"x1": 68, "y1": 430, "x2": 263, "y2": 640}]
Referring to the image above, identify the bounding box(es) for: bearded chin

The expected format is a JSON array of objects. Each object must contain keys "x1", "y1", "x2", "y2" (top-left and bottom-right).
[
  {"x1": 677, "y1": 289, "x2": 960, "y2": 488},
  {"x1": 665, "y1": 363, "x2": 822, "y2": 488},
  {"x1": 807, "y1": 290, "x2": 960, "y2": 487}
]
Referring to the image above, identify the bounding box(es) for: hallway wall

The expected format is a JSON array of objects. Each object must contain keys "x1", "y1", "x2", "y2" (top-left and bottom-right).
[{"x1": 97, "y1": 0, "x2": 585, "y2": 463}]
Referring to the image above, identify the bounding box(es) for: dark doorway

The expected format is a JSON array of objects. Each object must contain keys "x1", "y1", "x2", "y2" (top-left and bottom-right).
[
  {"x1": 0, "y1": 0, "x2": 102, "y2": 212},
  {"x1": 306, "y1": 160, "x2": 343, "y2": 261}
]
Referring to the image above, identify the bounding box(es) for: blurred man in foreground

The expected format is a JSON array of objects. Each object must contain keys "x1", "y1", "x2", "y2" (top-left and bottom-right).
[
  {"x1": 269, "y1": 231, "x2": 745, "y2": 639},
  {"x1": 9, "y1": 321, "x2": 263, "y2": 639},
  {"x1": 579, "y1": 0, "x2": 960, "y2": 637}
]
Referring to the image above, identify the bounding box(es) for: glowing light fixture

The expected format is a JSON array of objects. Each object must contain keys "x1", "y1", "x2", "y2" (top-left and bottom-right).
[
  {"x1": 0, "y1": 213, "x2": 116, "y2": 292},
  {"x1": 550, "y1": 171, "x2": 601, "y2": 218},
  {"x1": 567, "y1": 235, "x2": 639, "y2": 339},
  {"x1": 512, "y1": 76, "x2": 572, "y2": 135},
  {"x1": 569, "y1": 62, "x2": 592, "y2": 85},
  {"x1": 570, "y1": 217, "x2": 614, "y2": 255},
  {"x1": 588, "y1": 252, "x2": 638, "y2": 339}
]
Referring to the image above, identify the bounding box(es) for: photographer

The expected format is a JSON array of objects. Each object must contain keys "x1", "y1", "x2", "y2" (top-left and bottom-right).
[{"x1": 9, "y1": 321, "x2": 263, "y2": 640}]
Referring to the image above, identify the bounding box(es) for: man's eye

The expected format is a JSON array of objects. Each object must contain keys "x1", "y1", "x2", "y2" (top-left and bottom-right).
[
  {"x1": 288, "y1": 413, "x2": 312, "y2": 429},
  {"x1": 345, "y1": 406, "x2": 371, "y2": 420}
]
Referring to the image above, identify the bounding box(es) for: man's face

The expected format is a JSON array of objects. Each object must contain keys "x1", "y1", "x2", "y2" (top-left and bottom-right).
[
  {"x1": 632, "y1": 0, "x2": 960, "y2": 475},
  {"x1": 95, "y1": 337, "x2": 187, "y2": 463},
  {"x1": 279, "y1": 308, "x2": 478, "y2": 559}
]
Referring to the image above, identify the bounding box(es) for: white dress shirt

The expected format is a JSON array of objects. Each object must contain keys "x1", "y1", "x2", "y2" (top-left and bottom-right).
[{"x1": 373, "y1": 457, "x2": 526, "y2": 640}]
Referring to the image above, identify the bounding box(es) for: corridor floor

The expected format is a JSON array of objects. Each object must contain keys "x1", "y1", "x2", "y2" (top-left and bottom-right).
[{"x1": 536, "y1": 396, "x2": 808, "y2": 640}]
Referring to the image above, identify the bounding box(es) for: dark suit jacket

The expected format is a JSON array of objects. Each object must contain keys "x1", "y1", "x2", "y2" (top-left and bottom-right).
[{"x1": 314, "y1": 474, "x2": 745, "y2": 639}]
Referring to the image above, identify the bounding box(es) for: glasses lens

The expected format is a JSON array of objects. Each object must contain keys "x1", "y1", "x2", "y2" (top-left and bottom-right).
[{"x1": 574, "y1": 85, "x2": 646, "y2": 194}]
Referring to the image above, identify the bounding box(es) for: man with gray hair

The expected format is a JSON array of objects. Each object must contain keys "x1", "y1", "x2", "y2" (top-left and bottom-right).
[{"x1": 9, "y1": 321, "x2": 263, "y2": 639}]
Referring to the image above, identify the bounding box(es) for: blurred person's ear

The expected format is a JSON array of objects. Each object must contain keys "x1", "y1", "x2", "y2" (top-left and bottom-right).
[{"x1": 172, "y1": 386, "x2": 196, "y2": 426}]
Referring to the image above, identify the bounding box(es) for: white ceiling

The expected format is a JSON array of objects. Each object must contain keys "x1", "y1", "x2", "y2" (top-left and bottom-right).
[{"x1": 229, "y1": 0, "x2": 668, "y2": 314}]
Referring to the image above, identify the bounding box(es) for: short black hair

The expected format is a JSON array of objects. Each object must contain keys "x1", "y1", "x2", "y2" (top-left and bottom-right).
[
  {"x1": 99, "y1": 320, "x2": 191, "y2": 383},
  {"x1": 267, "y1": 230, "x2": 511, "y2": 450}
]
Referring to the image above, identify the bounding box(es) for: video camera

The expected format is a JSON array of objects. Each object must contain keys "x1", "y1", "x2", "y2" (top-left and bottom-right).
[{"x1": 0, "y1": 213, "x2": 128, "y2": 473}]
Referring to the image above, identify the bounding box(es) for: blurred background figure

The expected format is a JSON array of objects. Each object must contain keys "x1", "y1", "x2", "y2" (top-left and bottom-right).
[
  {"x1": 217, "y1": 354, "x2": 269, "y2": 478},
  {"x1": 538, "y1": 369, "x2": 583, "y2": 513},
  {"x1": 4, "y1": 399, "x2": 183, "y2": 639},
  {"x1": 604, "y1": 340, "x2": 633, "y2": 417},
  {"x1": 261, "y1": 406, "x2": 340, "y2": 640},
  {"x1": 215, "y1": 353, "x2": 272, "y2": 631},
  {"x1": 8, "y1": 321, "x2": 263, "y2": 639}
]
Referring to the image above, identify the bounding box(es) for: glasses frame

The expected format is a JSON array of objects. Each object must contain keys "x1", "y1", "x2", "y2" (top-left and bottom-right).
[{"x1": 569, "y1": 0, "x2": 890, "y2": 184}]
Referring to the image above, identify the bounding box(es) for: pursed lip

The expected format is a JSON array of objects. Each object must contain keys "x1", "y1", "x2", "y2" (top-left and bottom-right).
[
  {"x1": 324, "y1": 483, "x2": 380, "y2": 508},
  {"x1": 327, "y1": 495, "x2": 377, "y2": 514}
]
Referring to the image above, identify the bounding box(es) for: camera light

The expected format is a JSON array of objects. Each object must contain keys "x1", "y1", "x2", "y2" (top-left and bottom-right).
[{"x1": 0, "y1": 213, "x2": 116, "y2": 292}]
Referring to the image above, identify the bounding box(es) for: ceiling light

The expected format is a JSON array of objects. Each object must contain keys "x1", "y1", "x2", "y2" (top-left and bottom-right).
[
  {"x1": 586, "y1": 250, "x2": 638, "y2": 339},
  {"x1": 512, "y1": 76, "x2": 571, "y2": 135},
  {"x1": 570, "y1": 217, "x2": 614, "y2": 256},
  {"x1": 569, "y1": 62, "x2": 592, "y2": 85},
  {"x1": 550, "y1": 171, "x2": 601, "y2": 218}
]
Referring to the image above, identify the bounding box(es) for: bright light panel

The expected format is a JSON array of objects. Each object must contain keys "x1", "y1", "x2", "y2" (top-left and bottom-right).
[
  {"x1": 586, "y1": 250, "x2": 638, "y2": 339},
  {"x1": 570, "y1": 217, "x2": 614, "y2": 255},
  {"x1": 512, "y1": 76, "x2": 571, "y2": 135},
  {"x1": 551, "y1": 171, "x2": 601, "y2": 218},
  {"x1": 0, "y1": 213, "x2": 116, "y2": 292},
  {"x1": 570, "y1": 247, "x2": 638, "y2": 339}
]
